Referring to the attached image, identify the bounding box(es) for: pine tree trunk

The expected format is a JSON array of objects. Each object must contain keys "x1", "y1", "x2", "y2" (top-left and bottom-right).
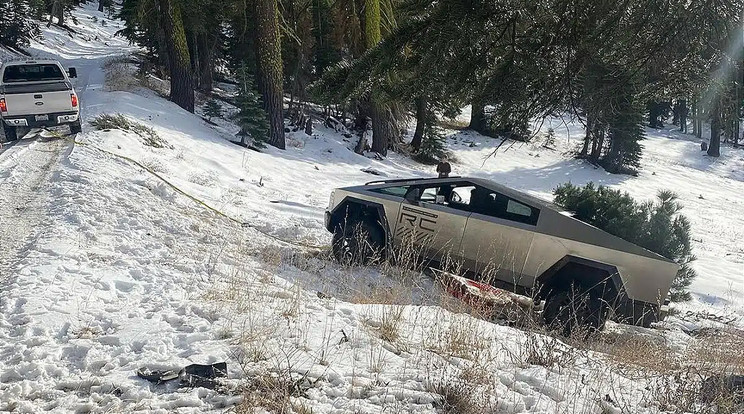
[
  {"x1": 590, "y1": 123, "x2": 604, "y2": 161},
  {"x1": 254, "y1": 0, "x2": 286, "y2": 150},
  {"x1": 708, "y1": 100, "x2": 721, "y2": 157},
  {"x1": 581, "y1": 115, "x2": 594, "y2": 156},
  {"x1": 196, "y1": 33, "x2": 214, "y2": 92},
  {"x1": 412, "y1": 97, "x2": 426, "y2": 151},
  {"x1": 187, "y1": 30, "x2": 199, "y2": 77},
  {"x1": 363, "y1": 0, "x2": 391, "y2": 155},
  {"x1": 55, "y1": 1, "x2": 64, "y2": 26},
  {"x1": 370, "y1": 101, "x2": 389, "y2": 155},
  {"x1": 158, "y1": 0, "x2": 194, "y2": 113},
  {"x1": 98, "y1": 0, "x2": 104, "y2": 12},
  {"x1": 469, "y1": 98, "x2": 486, "y2": 133}
]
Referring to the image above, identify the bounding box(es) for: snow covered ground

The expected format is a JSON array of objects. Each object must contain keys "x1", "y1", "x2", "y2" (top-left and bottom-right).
[{"x1": 0, "y1": 3, "x2": 742, "y2": 413}]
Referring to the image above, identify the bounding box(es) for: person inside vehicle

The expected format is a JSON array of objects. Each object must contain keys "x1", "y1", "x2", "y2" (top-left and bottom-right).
[{"x1": 437, "y1": 156, "x2": 451, "y2": 178}]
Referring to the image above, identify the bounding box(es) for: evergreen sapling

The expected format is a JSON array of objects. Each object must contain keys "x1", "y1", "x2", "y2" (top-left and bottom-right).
[
  {"x1": 413, "y1": 109, "x2": 449, "y2": 164},
  {"x1": 232, "y1": 68, "x2": 270, "y2": 148},
  {"x1": 203, "y1": 99, "x2": 223, "y2": 122}
]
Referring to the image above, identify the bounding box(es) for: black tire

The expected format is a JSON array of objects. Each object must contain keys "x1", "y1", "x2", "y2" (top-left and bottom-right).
[
  {"x1": 543, "y1": 287, "x2": 607, "y2": 336},
  {"x1": 70, "y1": 120, "x2": 82, "y2": 135},
  {"x1": 332, "y1": 219, "x2": 384, "y2": 266},
  {"x1": 2, "y1": 124, "x2": 18, "y2": 142}
]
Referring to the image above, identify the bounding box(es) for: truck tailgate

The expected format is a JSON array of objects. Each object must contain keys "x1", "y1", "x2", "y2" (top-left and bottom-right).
[{"x1": 2, "y1": 82, "x2": 74, "y2": 116}]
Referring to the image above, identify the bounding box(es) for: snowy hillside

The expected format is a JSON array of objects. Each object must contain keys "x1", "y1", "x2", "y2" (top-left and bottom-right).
[{"x1": 0, "y1": 3, "x2": 742, "y2": 413}]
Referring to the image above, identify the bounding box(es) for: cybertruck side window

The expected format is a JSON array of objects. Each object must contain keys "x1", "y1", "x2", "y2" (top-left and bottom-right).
[
  {"x1": 370, "y1": 186, "x2": 409, "y2": 198},
  {"x1": 469, "y1": 186, "x2": 540, "y2": 225},
  {"x1": 410, "y1": 183, "x2": 476, "y2": 211}
]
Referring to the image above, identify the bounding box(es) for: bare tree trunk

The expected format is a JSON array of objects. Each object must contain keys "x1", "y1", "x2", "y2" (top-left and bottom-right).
[
  {"x1": 98, "y1": 0, "x2": 105, "y2": 12},
  {"x1": 469, "y1": 98, "x2": 486, "y2": 133},
  {"x1": 254, "y1": 0, "x2": 286, "y2": 149},
  {"x1": 590, "y1": 122, "x2": 604, "y2": 161},
  {"x1": 708, "y1": 99, "x2": 721, "y2": 157},
  {"x1": 370, "y1": 101, "x2": 389, "y2": 155},
  {"x1": 411, "y1": 96, "x2": 426, "y2": 151},
  {"x1": 56, "y1": 1, "x2": 64, "y2": 26},
  {"x1": 158, "y1": 0, "x2": 195, "y2": 113},
  {"x1": 196, "y1": 33, "x2": 214, "y2": 92},
  {"x1": 580, "y1": 115, "x2": 594, "y2": 156},
  {"x1": 187, "y1": 30, "x2": 199, "y2": 78},
  {"x1": 363, "y1": 0, "x2": 393, "y2": 155}
]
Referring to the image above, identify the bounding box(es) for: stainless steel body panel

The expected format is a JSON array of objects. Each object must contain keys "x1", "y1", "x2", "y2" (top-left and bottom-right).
[
  {"x1": 326, "y1": 177, "x2": 680, "y2": 307},
  {"x1": 461, "y1": 213, "x2": 536, "y2": 287},
  {"x1": 395, "y1": 200, "x2": 469, "y2": 261}
]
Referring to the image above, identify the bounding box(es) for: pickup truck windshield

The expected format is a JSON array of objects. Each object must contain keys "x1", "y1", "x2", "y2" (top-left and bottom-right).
[{"x1": 2, "y1": 64, "x2": 65, "y2": 83}]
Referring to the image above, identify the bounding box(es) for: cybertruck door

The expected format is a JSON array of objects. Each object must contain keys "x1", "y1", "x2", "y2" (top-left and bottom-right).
[
  {"x1": 459, "y1": 187, "x2": 539, "y2": 288},
  {"x1": 394, "y1": 185, "x2": 470, "y2": 262}
]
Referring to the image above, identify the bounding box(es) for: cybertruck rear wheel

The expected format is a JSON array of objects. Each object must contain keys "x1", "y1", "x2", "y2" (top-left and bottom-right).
[
  {"x1": 332, "y1": 219, "x2": 384, "y2": 266},
  {"x1": 543, "y1": 287, "x2": 607, "y2": 337}
]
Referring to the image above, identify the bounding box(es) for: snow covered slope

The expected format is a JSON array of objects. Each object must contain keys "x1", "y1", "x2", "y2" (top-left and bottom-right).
[
  {"x1": 0, "y1": 3, "x2": 742, "y2": 413},
  {"x1": 82, "y1": 97, "x2": 744, "y2": 313}
]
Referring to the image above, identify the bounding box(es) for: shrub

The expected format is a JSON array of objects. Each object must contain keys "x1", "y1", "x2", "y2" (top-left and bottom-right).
[
  {"x1": 554, "y1": 183, "x2": 696, "y2": 301},
  {"x1": 89, "y1": 113, "x2": 170, "y2": 149}
]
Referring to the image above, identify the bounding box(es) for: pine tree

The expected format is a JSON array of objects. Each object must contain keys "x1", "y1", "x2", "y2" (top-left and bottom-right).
[
  {"x1": 0, "y1": 0, "x2": 39, "y2": 49},
  {"x1": 203, "y1": 99, "x2": 223, "y2": 122},
  {"x1": 232, "y1": 68, "x2": 270, "y2": 148},
  {"x1": 554, "y1": 183, "x2": 697, "y2": 302}
]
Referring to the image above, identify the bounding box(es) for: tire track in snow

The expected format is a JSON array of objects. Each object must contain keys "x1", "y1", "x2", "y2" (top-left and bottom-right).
[{"x1": 0, "y1": 137, "x2": 71, "y2": 275}]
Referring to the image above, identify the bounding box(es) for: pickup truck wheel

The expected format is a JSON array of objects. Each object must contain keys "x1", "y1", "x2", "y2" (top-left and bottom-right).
[
  {"x1": 332, "y1": 219, "x2": 384, "y2": 266},
  {"x1": 70, "y1": 120, "x2": 82, "y2": 135},
  {"x1": 2, "y1": 125, "x2": 18, "y2": 142},
  {"x1": 543, "y1": 288, "x2": 606, "y2": 336}
]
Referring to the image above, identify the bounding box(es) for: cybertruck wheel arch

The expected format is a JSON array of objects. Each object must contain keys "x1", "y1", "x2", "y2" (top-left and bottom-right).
[
  {"x1": 329, "y1": 197, "x2": 391, "y2": 246},
  {"x1": 535, "y1": 255, "x2": 625, "y2": 301}
]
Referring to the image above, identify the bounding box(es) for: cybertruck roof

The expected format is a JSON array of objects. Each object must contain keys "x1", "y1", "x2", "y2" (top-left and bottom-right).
[{"x1": 348, "y1": 176, "x2": 677, "y2": 265}]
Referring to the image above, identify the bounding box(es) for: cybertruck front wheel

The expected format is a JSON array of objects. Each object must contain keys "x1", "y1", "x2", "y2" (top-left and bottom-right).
[{"x1": 332, "y1": 219, "x2": 384, "y2": 266}]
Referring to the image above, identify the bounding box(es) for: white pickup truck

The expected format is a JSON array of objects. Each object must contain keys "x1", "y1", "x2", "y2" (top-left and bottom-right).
[{"x1": 0, "y1": 60, "x2": 81, "y2": 142}]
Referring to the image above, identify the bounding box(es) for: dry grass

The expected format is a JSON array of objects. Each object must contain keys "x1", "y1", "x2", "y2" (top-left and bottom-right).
[
  {"x1": 686, "y1": 328, "x2": 744, "y2": 374},
  {"x1": 518, "y1": 331, "x2": 579, "y2": 371},
  {"x1": 103, "y1": 57, "x2": 141, "y2": 91},
  {"x1": 427, "y1": 376, "x2": 479, "y2": 414},
  {"x1": 425, "y1": 314, "x2": 493, "y2": 360},
  {"x1": 364, "y1": 304, "x2": 405, "y2": 344},
  {"x1": 593, "y1": 331, "x2": 680, "y2": 376},
  {"x1": 200, "y1": 223, "x2": 744, "y2": 414},
  {"x1": 235, "y1": 370, "x2": 309, "y2": 414}
]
